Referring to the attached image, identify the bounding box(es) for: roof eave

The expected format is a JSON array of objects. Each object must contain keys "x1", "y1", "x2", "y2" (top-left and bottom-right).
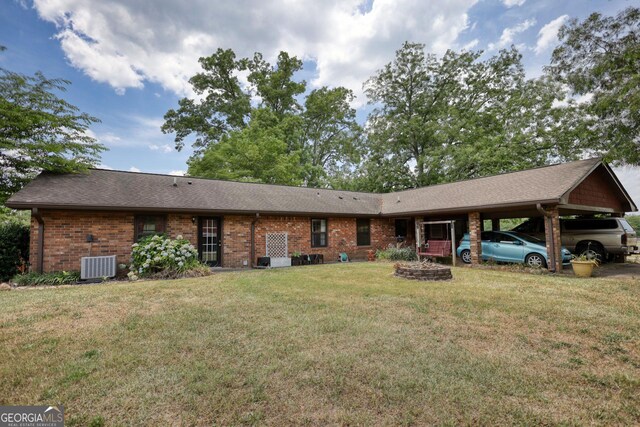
[
  {"x1": 380, "y1": 198, "x2": 562, "y2": 217},
  {"x1": 3, "y1": 202, "x2": 382, "y2": 217}
]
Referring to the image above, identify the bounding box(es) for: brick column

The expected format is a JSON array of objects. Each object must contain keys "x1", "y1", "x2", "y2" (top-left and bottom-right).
[
  {"x1": 543, "y1": 207, "x2": 562, "y2": 272},
  {"x1": 468, "y1": 212, "x2": 482, "y2": 264},
  {"x1": 491, "y1": 219, "x2": 500, "y2": 231}
]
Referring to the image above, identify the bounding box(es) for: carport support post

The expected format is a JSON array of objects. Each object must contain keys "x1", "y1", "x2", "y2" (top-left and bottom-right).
[
  {"x1": 468, "y1": 212, "x2": 482, "y2": 264},
  {"x1": 491, "y1": 219, "x2": 500, "y2": 231},
  {"x1": 542, "y1": 207, "x2": 562, "y2": 272}
]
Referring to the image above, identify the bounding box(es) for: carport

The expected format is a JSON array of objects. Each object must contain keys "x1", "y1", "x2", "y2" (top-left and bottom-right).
[{"x1": 383, "y1": 159, "x2": 637, "y2": 272}]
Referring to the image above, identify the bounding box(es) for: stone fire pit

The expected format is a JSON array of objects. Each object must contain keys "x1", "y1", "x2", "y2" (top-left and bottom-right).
[{"x1": 394, "y1": 261, "x2": 452, "y2": 281}]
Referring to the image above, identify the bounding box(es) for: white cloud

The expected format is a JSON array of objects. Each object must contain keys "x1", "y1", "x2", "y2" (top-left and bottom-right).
[
  {"x1": 97, "y1": 163, "x2": 113, "y2": 170},
  {"x1": 149, "y1": 143, "x2": 173, "y2": 153},
  {"x1": 128, "y1": 166, "x2": 141, "y2": 172},
  {"x1": 168, "y1": 170, "x2": 186, "y2": 176},
  {"x1": 535, "y1": 15, "x2": 568, "y2": 55},
  {"x1": 462, "y1": 39, "x2": 479, "y2": 50},
  {"x1": 31, "y1": 0, "x2": 478, "y2": 102},
  {"x1": 97, "y1": 132, "x2": 122, "y2": 145},
  {"x1": 502, "y1": 0, "x2": 526, "y2": 7},
  {"x1": 488, "y1": 18, "x2": 536, "y2": 51}
]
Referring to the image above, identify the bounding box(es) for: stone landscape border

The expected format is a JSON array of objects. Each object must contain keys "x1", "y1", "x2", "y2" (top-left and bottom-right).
[{"x1": 394, "y1": 262, "x2": 452, "y2": 281}]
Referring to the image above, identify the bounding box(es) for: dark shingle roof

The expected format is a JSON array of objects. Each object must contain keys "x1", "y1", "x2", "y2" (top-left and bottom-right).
[
  {"x1": 6, "y1": 169, "x2": 382, "y2": 215},
  {"x1": 8, "y1": 158, "x2": 633, "y2": 215},
  {"x1": 381, "y1": 158, "x2": 606, "y2": 215}
]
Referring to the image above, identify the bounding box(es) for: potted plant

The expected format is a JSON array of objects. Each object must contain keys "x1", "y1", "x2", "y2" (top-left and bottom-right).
[{"x1": 570, "y1": 253, "x2": 599, "y2": 278}]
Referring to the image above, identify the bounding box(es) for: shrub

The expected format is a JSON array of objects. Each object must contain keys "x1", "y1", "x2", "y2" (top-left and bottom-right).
[
  {"x1": 0, "y1": 222, "x2": 30, "y2": 281},
  {"x1": 376, "y1": 247, "x2": 418, "y2": 261},
  {"x1": 129, "y1": 234, "x2": 201, "y2": 280},
  {"x1": 12, "y1": 270, "x2": 80, "y2": 286}
]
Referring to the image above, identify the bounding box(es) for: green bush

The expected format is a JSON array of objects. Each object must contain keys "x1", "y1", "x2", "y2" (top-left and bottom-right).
[
  {"x1": 12, "y1": 270, "x2": 80, "y2": 286},
  {"x1": 376, "y1": 247, "x2": 418, "y2": 261},
  {"x1": 129, "y1": 234, "x2": 201, "y2": 280},
  {"x1": 0, "y1": 222, "x2": 30, "y2": 281}
]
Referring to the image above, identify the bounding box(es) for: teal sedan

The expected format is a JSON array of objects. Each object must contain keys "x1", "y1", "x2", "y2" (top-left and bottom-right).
[{"x1": 457, "y1": 230, "x2": 572, "y2": 268}]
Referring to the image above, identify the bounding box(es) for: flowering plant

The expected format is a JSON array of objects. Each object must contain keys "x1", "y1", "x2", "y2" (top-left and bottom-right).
[{"x1": 129, "y1": 234, "x2": 199, "y2": 279}]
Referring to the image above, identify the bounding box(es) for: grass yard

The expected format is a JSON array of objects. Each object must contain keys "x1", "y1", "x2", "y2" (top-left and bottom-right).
[{"x1": 1, "y1": 263, "x2": 639, "y2": 425}]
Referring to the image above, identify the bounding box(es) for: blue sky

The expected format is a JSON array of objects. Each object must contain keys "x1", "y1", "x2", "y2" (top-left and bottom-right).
[{"x1": 1, "y1": 0, "x2": 638, "y2": 206}]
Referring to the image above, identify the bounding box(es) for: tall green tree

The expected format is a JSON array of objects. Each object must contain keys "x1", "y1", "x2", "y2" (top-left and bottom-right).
[
  {"x1": 164, "y1": 48, "x2": 361, "y2": 187},
  {"x1": 162, "y1": 48, "x2": 251, "y2": 155},
  {"x1": 0, "y1": 46, "x2": 104, "y2": 205},
  {"x1": 360, "y1": 42, "x2": 581, "y2": 191},
  {"x1": 302, "y1": 87, "x2": 362, "y2": 187},
  {"x1": 188, "y1": 109, "x2": 303, "y2": 184},
  {"x1": 547, "y1": 7, "x2": 640, "y2": 165}
]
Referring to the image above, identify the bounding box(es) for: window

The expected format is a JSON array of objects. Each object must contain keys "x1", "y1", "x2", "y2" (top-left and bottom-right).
[
  {"x1": 493, "y1": 232, "x2": 518, "y2": 243},
  {"x1": 134, "y1": 215, "x2": 166, "y2": 241},
  {"x1": 513, "y1": 218, "x2": 542, "y2": 233},
  {"x1": 429, "y1": 224, "x2": 445, "y2": 239},
  {"x1": 395, "y1": 219, "x2": 408, "y2": 238},
  {"x1": 311, "y1": 219, "x2": 327, "y2": 247},
  {"x1": 356, "y1": 218, "x2": 371, "y2": 246},
  {"x1": 480, "y1": 231, "x2": 495, "y2": 241},
  {"x1": 564, "y1": 219, "x2": 618, "y2": 230}
]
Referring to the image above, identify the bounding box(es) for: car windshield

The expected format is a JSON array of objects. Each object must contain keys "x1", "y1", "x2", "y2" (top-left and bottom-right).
[{"x1": 510, "y1": 232, "x2": 545, "y2": 244}]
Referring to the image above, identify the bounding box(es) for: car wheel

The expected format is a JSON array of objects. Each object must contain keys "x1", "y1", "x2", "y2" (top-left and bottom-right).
[
  {"x1": 525, "y1": 253, "x2": 547, "y2": 268},
  {"x1": 577, "y1": 243, "x2": 605, "y2": 263},
  {"x1": 460, "y1": 249, "x2": 471, "y2": 264}
]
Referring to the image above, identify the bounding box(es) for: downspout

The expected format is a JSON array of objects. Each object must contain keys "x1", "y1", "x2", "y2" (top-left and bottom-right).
[
  {"x1": 536, "y1": 203, "x2": 557, "y2": 272},
  {"x1": 32, "y1": 208, "x2": 44, "y2": 273},
  {"x1": 250, "y1": 213, "x2": 260, "y2": 268}
]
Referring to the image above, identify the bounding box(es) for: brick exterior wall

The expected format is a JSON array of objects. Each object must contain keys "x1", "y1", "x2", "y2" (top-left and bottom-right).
[
  {"x1": 30, "y1": 211, "x2": 205, "y2": 273},
  {"x1": 166, "y1": 214, "x2": 198, "y2": 244},
  {"x1": 468, "y1": 212, "x2": 482, "y2": 264},
  {"x1": 29, "y1": 210, "x2": 400, "y2": 272},
  {"x1": 31, "y1": 210, "x2": 137, "y2": 272},
  {"x1": 567, "y1": 166, "x2": 625, "y2": 212},
  {"x1": 223, "y1": 215, "x2": 253, "y2": 268},
  {"x1": 543, "y1": 207, "x2": 563, "y2": 272},
  {"x1": 248, "y1": 216, "x2": 396, "y2": 266}
]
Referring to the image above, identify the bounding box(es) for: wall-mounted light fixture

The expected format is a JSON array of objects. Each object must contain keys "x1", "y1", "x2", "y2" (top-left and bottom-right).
[
  {"x1": 86, "y1": 234, "x2": 94, "y2": 257},
  {"x1": 191, "y1": 217, "x2": 197, "y2": 224}
]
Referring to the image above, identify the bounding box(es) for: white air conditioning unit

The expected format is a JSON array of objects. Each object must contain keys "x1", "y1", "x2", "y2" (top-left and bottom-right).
[{"x1": 81, "y1": 255, "x2": 117, "y2": 280}]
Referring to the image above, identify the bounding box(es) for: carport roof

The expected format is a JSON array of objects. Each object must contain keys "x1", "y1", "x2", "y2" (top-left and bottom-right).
[
  {"x1": 6, "y1": 158, "x2": 636, "y2": 215},
  {"x1": 381, "y1": 158, "x2": 636, "y2": 215}
]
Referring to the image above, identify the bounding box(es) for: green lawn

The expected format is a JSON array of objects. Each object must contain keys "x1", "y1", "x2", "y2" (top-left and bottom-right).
[{"x1": 1, "y1": 263, "x2": 639, "y2": 425}]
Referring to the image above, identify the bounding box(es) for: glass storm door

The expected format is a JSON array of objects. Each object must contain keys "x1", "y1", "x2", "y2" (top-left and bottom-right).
[{"x1": 198, "y1": 217, "x2": 221, "y2": 267}]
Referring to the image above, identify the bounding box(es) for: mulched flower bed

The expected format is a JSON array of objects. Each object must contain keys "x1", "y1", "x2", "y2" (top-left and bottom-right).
[{"x1": 394, "y1": 261, "x2": 452, "y2": 281}]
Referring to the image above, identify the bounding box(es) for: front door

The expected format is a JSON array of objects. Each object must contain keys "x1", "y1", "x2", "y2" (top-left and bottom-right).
[{"x1": 198, "y1": 217, "x2": 222, "y2": 267}]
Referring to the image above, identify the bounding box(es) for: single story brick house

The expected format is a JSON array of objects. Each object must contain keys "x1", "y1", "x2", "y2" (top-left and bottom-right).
[{"x1": 6, "y1": 158, "x2": 636, "y2": 273}]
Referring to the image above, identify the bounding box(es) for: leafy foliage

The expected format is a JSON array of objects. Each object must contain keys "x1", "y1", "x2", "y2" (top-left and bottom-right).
[
  {"x1": 376, "y1": 246, "x2": 418, "y2": 261},
  {"x1": 625, "y1": 215, "x2": 640, "y2": 232},
  {"x1": 12, "y1": 270, "x2": 79, "y2": 286},
  {"x1": 0, "y1": 47, "x2": 105, "y2": 205},
  {"x1": 548, "y1": 7, "x2": 640, "y2": 165},
  {"x1": 163, "y1": 48, "x2": 361, "y2": 187},
  {"x1": 0, "y1": 206, "x2": 30, "y2": 226},
  {"x1": 129, "y1": 234, "x2": 200, "y2": 279},
  {"x1": 0, "y1": 221, "x2": 29, "y2": 281},
  {"x1": 359, "y1": 42, "x2": 583, "y2": 191},
  {"x1": 188, "y1": 109, "x2": 304, "y2": 185}
]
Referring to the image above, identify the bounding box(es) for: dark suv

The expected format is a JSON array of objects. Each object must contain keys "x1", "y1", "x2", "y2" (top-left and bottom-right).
[{"x1": 512, "y1": 217, "x2": 638, "y2": 261}]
